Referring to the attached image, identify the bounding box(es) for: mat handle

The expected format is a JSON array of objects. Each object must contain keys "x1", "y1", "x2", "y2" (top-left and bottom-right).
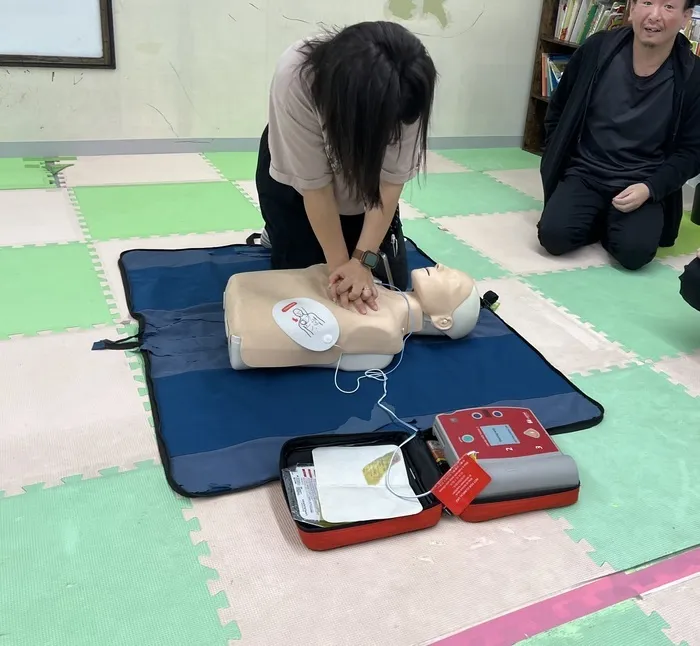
[{"x1": 92, "y1": 334, "x2": 141, "y2": 351}]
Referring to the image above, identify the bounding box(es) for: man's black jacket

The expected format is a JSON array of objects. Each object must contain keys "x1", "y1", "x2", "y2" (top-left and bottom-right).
[{"x1": 541, "y1": 26, "x2": 700, "y2": 247}]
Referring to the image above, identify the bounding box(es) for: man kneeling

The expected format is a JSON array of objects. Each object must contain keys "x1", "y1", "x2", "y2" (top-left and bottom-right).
[{"x1": 538, "y1": 0, "x2": 700, "y2": 270}]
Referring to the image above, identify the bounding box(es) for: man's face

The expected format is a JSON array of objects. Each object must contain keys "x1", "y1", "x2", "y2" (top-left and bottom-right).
[{"x1": 630, "y1": 0, "x2": 693, "y2": 48}]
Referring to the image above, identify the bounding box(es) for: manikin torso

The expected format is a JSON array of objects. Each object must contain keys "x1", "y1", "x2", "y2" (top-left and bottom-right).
[{"x1": 224, "y1": 263, "x2": 480, "y2": 371}]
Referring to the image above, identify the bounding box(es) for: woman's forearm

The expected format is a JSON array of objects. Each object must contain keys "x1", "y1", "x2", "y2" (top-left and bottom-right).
[
  {"x1": 356, "y1": 182, "x2": 403, "y2": 253},
  {"x1": 303, "y1": 185, "x2": 349, "y2": 268}
]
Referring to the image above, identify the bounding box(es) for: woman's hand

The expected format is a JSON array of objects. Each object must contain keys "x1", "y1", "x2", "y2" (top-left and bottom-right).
[{"x1": 328, "y1": 259, "x2": 379, "y2": 314}]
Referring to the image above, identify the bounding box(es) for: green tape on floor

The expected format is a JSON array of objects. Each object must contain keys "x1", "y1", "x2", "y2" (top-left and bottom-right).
[{"x1": 519, "y1": 600, "x2": 679, "y2": 645}]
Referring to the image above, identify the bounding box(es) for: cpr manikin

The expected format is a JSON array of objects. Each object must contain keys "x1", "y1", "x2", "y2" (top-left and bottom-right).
[{"x1": 224, "y1": 263, "x2": 481, "y2": 372}]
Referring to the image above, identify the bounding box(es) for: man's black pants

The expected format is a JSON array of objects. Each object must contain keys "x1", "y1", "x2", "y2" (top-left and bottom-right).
[
  {"x1": 680, "y1": 257, "x2": 700, "y2": 312},
  {"x1": 255, "y1": 126, "x2": 409, "y2": 290},
  {"x1": 537, "y1": 175, "x2": 664, "y2": 271}
]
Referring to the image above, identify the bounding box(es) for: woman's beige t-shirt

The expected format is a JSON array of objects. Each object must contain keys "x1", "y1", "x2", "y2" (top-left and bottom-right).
[{"x1": 267, "y1": 40, "x2": 421, "y2": 216}]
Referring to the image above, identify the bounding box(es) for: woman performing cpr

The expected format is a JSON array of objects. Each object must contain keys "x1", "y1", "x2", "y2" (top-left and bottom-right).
[{"x1": 255, "y1": 21, "x2": 437, "y2": 313}]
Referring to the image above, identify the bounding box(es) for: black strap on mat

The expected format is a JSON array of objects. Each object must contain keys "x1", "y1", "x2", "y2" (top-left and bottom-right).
[{"x1": 91, "y1": 334, "x2": 141, "y2": 351}]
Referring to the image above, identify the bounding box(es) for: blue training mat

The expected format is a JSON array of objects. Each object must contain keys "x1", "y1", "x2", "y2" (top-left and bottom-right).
[{"x1": 116, "y1": 240, "x2": 603, "y2": 497}]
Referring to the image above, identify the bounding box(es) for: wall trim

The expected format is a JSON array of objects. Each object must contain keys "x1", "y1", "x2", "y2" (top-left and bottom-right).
[{"x1": 0, "y1": 135, "x2": 523, "y2": 158}]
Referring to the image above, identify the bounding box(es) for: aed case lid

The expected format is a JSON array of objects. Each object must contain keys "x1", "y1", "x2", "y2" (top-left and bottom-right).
[{"x1": 433, "y1": 407, "x2": 580, "y2": 502}]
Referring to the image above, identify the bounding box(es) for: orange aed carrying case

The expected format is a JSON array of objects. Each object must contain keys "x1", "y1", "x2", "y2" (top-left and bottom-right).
[{"x1": 279, "y1": 427, "x2": 580, "y2": 551}]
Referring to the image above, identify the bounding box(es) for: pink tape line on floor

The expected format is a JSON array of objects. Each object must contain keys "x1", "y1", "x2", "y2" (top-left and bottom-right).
[{"x1": 434, "y1": 545, "x2": 700, "y2": 646}]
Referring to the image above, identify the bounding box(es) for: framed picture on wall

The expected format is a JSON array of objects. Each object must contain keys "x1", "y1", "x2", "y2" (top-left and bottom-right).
[{"x1": 0, "y1": 0, "x2": 115, "y2": 69}]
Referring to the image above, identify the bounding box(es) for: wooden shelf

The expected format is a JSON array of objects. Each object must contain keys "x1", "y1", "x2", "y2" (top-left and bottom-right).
[{"x1": 540, "y1": 35, "x2": 579, "y2": 48}]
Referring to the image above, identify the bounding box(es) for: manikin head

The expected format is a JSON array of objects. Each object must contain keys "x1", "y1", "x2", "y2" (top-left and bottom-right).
[
  {"x1": 410, "y1": 264, "x2": 480, "y2": 339},
  {"x1": 298, "y1": 21, "x2": 437, "y2": 210},
  {"x1": 629, "y1": 0, "x2": 695, "y2": 50}
]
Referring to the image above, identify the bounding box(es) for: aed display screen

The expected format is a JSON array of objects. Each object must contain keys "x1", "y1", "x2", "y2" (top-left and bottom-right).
[{"x1": 481, "y1": 424, "x2": 519, "y2": 446}]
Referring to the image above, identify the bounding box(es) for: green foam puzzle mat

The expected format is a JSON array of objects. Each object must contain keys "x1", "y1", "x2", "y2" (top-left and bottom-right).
[
  {"x1": 72, "y1": 182, "x2": 263, "y2": 240},
  {"x1": 551, "y1": 365, "x2": 700, "y2": 570},
  {"x1": 0, "y1": 461, "x2": 240, "y2": 645},
  {"x1": 438, "y1": 147, "x2": 542, "y2": 172},
  {"x1": 0, "y1": 243, "x2": 115, "y2": 338},
  {"x1": 402, "y1": 171, "x2": 543, "y2": 218},
  {"x1": 402, "y1": 218, "x2": 507, "y2": 279},
  {"x1": 0, "y1": 158, "x2": 55, "y2": 190},
  {"x1": 526, "y1": 262, "x2": 700, "y2": 361},
  {"x1": 203, "y1": 152, "x2": 259, "y2": 181}
]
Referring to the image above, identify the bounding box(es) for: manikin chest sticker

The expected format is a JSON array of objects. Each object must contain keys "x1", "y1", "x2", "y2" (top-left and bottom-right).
[{"x1": 272, "y1": 298, "x2": 340, "y2": 352}]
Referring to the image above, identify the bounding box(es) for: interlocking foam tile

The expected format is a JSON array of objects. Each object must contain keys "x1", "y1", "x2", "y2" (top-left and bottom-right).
[
  {"x1": 402, "y1": 218, "x2": 507, "y2": 279},
  {"x1": 0, "y1": 158, "x2": 55, "y2": 190},
  {"x1": 203, "y1": 152, "x2": 259, "y2": 181},
  {"x1": 518, "y1": 599, "x2": 677, "y2": 645},
  {"x1": 550, "y1": 365, "x2": 700, "y2": 570},
  {"x1": 183, "y1": 485, "x2": 611, "y2": 646},
  {"x1": 94, "y1": 231, "x2": 257, "y2": 319},
  {"x1": 398, "y1": 198, "x2": 427, "y2": 220},
  {"x1": 487, "y1": 168, "x2": 545, "y2": 201},
  {"x1": 425, "y1": 150, "x2": 472, "y2": 173},
  {"x1": 0, "y1": 461, "x2": 240, "y2": 645},
  {"x1": 477, "y1": 277, "x2": 639, "y2": 376},
  {"x1": 0, "y1": 188, "x2": 84, "y2": 246},
  {"x1": 657, "y1": 252, "x2": 697, "y2": 272},
  {"x1": 234, "y1": 179, "x2": 260, "y2": 208},
  {"x1": 437, "y1": 147, "x2": 541, "y2": 171},
  {"x1": 402, "y1": 172, "x2": 543, "y2": 217},
  {"x1": 59, "y1": 153, "x2": 224, "y2": 187},
  {"x1": 653, "y1": 350, "x2": 700, "y2": 398},
  {"x1": 0, "y1": 243, "x2": 115, "y2": 338},
  {"x1": 72, "y1": 182, "x2": 263, "y2": 240},
  {"x1": 0, "y1": 328, "x2": 157, "y2": 495},
  {"x1": 525, "y1": 263, "x2": 700, "y2": 361},
  {"x1": 637, "y1": 574, "x2": 700, "y2": 645},
  {"x1": 656, "y1": 213, "x2": 700, "y2": 259},
  {"x1": 435, "y1": 212, "x2": 610, "y2": 275}
]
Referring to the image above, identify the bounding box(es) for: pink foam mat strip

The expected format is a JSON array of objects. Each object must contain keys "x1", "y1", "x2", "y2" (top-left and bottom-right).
[{"x1": 434, "y1": 545, "x2": 700, "y2": 645}]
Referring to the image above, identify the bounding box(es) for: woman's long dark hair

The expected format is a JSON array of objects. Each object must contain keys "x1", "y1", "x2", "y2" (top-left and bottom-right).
[{"x1": 299, "y1": 21, "x2": 437, "y2": 210}]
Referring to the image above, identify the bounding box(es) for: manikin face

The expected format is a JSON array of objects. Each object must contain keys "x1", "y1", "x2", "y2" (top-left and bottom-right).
[
  {"x1": 411, "y1": 264, "x2": 464, "y2": 295},
  {"x1": 411, "y1": 263, "x2": 474, "y2": 323},
  {"x1": 630, "y1": 0, "x2": 693, "y2": 49}
]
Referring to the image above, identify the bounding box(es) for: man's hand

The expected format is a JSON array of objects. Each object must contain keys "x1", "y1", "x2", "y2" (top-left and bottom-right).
[
  {"x1": 328, "y1": 258, "x2": 378, "y2": 315},
  {"x1": 612, "y1": 184, "x2": 650, "y2": 213}
]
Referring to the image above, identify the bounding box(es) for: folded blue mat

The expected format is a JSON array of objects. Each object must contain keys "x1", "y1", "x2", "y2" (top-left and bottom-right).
[{"x1": 116, "y1": 240, "x2": 603, "y2": 496}]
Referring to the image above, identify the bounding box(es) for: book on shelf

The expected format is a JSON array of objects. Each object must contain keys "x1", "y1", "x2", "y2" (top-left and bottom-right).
[
  {"x1": 554, "y1": 0, "x2": 627, "y2": 44},
  {"x1": 682, "y1": 7, "x2": 700, "y2": 56},
  {"x1": 541, "y1": 54, "x2": 570, "y2": 97}
]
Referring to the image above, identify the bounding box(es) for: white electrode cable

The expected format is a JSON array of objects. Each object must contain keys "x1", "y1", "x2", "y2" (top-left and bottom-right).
[{"x1": 331, "y1": 281, "x2": 436, "y2": 501}]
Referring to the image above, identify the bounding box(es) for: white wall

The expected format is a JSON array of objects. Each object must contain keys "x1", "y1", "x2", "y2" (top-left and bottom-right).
[{"x1": 0, "y1": 0, "x2": 541, "y2": 144}]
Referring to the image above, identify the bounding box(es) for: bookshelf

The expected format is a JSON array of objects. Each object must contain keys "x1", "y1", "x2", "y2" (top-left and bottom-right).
[{"x1": 522, "y1": 0, "x2": 630, "y2": 156}]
